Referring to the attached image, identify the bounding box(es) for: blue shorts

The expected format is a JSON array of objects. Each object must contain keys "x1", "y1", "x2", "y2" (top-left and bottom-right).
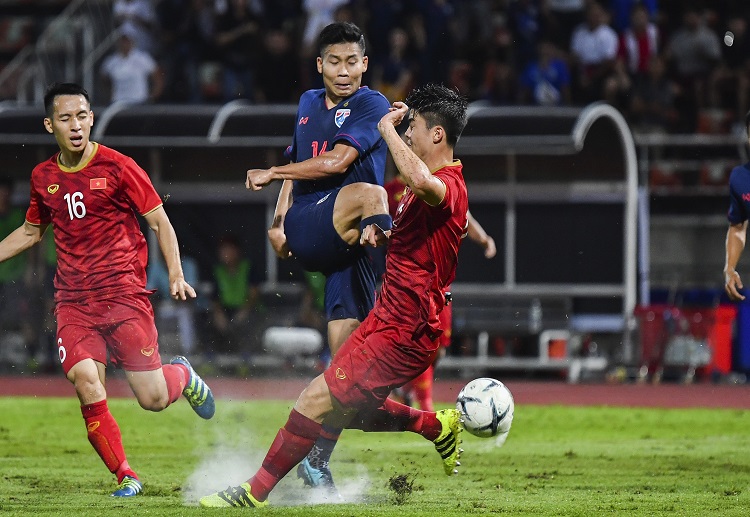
[{"x1": 286, "y1": 190, "x2": 376, "y2": 321}]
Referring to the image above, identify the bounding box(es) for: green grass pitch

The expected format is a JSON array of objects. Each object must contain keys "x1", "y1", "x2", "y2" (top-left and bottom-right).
[{"x1": 1, "y1": 396, "x2": 749, "y2": 516}]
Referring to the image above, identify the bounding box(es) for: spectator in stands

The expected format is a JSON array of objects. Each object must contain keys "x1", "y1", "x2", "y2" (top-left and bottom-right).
[
  {"x1": 301, "y1": 0, "x2": 351, "y2": 54},
  {"x1": 709, "y1": 12, "x2": 750, "y2": 131},
  {"x1": 156, "y1": 0, "x2": 218, "y2": 103},
  {"x1": 255, "y1": 29, "x2": 301, "y2": 103},
  {"x1": 413, "y1": 0, "x2": 455, "y2": 85},
  {"x1": 609, "y1": 0, "x2": 658, "y2": 32},
  {"x1": 113, "y1": 0, "x2": 158, "y2": 54},
  {"x1": 518, "y1": 39, "x2": 571, "y2": 106},
  {"x1": 147, "y1": 253, "x2": 201, "y2": 356},
  {"x1": 665, "y1": 6, "x2": 722, "y2": 132},
  {"x1": 478, "y1": 59, "x2": 516, "y2": 105},
  {"x1": 628, "y1": 54, "x2": 678, "y2": 133},
  {"x1": 546, "y1": 0, "x2": 586, "y2": 51},
  {"x1": 372, "y1": 27, "x2": 415, "y2": 103},
  {"x1": 364, "y1": 0, "x2": 412, "y2": 69},
  {"x1": 100, "y1": 24, "x2": 164, "y2": 104},
  {"x1": 450, "y1": 0, "x2": 496, "y2": 83},
  {"x1": 617, "y1": 3, "x2": 659, "y2": 86},
  {"x1": 214, "y1": 0, "x2": 262, "y2": 102},
  {"x1": 476, "y1": 14, "x2": 516, "y2": 104},
  {"x1": 507, "y1": 0, "x2": 547, "y2": 71},
  {"x1": 208, "y1": 234, "x2": 262, "y2": 356},
  {"x1": 569, "y1": 1, "x2": 619, "y2": 104}
]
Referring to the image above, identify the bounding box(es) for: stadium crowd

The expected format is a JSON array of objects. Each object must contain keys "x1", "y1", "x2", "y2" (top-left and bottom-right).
[
  {"x1": 1, "y1": 0, "x2": 748, "y2": 131},
  {"x1": 104, "y1": 0, "x2": 750, "y2": 135},
  {"x1": 2, "y1": 0, "x2": 750, "y2": 372}
]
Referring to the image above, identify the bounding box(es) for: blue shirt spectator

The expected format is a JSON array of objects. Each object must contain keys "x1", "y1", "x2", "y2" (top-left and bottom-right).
[{"x1": 520, "y1": 40, "x2": 571, "y2": 106}]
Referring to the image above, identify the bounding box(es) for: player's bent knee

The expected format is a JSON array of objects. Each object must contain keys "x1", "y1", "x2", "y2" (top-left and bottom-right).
[
  {"x1": 339, "y1": 183, "x2": 388, "y2": 207},
  {"x1": 136, "y1": 394, "x2": 169, "y2": 412},
  {"x1": 73, "y1": 378, "x2": 107, "y2": 404}
]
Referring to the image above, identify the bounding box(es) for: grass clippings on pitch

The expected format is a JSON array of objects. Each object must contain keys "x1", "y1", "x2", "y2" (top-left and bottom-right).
[{"x1": 0, "y1": 396, "x2": 749, "y2": 516}]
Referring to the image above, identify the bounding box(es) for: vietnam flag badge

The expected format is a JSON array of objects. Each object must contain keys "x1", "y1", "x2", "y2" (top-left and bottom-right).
[{"x1": 90, "y1": 178, "x2": 107, "y2": 190}]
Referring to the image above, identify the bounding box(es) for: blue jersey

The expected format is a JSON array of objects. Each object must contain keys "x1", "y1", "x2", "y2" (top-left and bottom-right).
[
  {"x1": 728, "y1": 163, "x2": 750, "y2": 224},
  {"x1": 285, "y1": 86, "x2": 390, "y2": 202}
]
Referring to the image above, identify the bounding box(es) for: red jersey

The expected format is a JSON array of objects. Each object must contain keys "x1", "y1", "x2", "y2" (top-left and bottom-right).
[
  {"x1": 26, "y1": 143, "x2": 163, "y2": 303},
  {"x1": 384, "y1": 176, "x2": 407, "y2": 217},
  {"x1": 373, "y1": 161, "x2": 468, "y2": 336}
]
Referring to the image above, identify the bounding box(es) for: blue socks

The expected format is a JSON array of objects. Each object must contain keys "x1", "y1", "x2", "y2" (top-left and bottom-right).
[{"x1": 360, "y1": 214, "x2": 393, "y2": 234}]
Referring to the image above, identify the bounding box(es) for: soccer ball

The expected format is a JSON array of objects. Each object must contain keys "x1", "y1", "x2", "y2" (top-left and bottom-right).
[{"x1": 456, "y1": 377, "x2": 514, "y2": 438}]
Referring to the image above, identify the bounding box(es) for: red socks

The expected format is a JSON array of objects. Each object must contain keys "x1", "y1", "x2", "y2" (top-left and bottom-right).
[
  {"x1": 81, "y1": 400, "x2": 136, "y2": 483},
  {"x1": 248, "y1": 409, "x2": 322, "y2": 502},
  {"x1": 348, "y1": 397, "x2": 442, "y2": 441},
  {"x1": 402, "y1": 366, "x2": 435, "y2": 412},
  {"x1": 162, "y1": 363, "x2": 188, "y2": 404}
]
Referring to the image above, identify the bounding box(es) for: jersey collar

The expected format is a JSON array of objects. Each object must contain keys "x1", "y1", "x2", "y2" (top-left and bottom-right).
[
  {"x1": 429, "y1": 159, "x2": 461, "y2": 175},
  {"x1": 57, "y1": 142, "x2": 99, "y2": 173}
]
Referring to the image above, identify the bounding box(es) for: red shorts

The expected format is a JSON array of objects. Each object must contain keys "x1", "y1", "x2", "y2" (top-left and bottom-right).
[
  {"x1": 55, "y1": 294, "x2": 161, "y2": 375},
  {"x1": 324, "y1": 312, "x2": 441, "y2": 411},
  {"x1": 437, "y1": 304, "x2": 452, "y2": 348}
]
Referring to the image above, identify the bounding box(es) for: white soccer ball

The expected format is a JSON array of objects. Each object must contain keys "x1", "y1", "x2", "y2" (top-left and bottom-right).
[{"x1": 456, "y1": 377, "x2": 514, "y2": 438}]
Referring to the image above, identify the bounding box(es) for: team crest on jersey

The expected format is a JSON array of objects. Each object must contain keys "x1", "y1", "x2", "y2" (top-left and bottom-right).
[
  {"x1": 90, "y1": 178, "x2": 106, "y2": 190},
  {"x1": 334, "y1": 109, "x2": 351, "y2": 128},
  {"x1": 47, "y1": 184, "x2": 59, "y2": 194}
]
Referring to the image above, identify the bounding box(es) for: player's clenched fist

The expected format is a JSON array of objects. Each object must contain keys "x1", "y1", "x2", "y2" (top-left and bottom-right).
[
  {"x1": 378, "y1": 102, "x2": 409, "y2": 133},
  {"x1": 246, "y1": 168, "x2": 275, "y2": 191},
  {"x1": 360, "y1": 223, "x2": 391, "y2": 247}
]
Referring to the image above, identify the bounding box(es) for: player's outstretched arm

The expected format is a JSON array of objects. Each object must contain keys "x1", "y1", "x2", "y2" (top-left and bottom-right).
[
  {"x1": 246, "y1": 143, "x2": 359, "y2": 191},
  {"x1": 725, "y1": 221, "x2": 747, "y2": 301},
  {"x1": 0, "y1": 221, "x2": 46, "y2": 263},
  {"x1": 268, "y1": 179, "x2": 293, "y2": 259},
  {"x1": 377, "y1": 102, "x2": 446, "y2": 206},
  {"x1": 467, "y1": 211, "x2": 496, "y2": 259},
  {"x1": 144, "y1": 206, "x2": 196, "y2": 301}
]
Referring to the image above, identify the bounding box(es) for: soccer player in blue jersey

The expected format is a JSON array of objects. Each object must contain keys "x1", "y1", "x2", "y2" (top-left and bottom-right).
[
  {"x1": 724, "y1": 110, "x2": 750, "y2": 301},
  {"x1": 244, "y1": 22, "x2": 392, "y2": 492}
]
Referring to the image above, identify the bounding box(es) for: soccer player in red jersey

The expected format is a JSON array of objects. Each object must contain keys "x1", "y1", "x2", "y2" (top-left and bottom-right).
[
  {"x1": 387, "y1": 171, "x2": 496, "y2": 411},
  {"x1": 201, "y1": 83, "x2": 469, "y2": 508},
  {"x1": 0, "y1": 83, "x2": 215, "y2": 497}
]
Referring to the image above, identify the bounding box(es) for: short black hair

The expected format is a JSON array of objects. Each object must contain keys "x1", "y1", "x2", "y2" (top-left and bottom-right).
[
  {"x1": 317, "y1": 22, "x2": 365, "y2": 57},
  {"x1": 405, "y1": 84, "x2": 468, "y2": 148},
  {"x1": 43, "y1": 82, "x2": 90, "y2": 118}
]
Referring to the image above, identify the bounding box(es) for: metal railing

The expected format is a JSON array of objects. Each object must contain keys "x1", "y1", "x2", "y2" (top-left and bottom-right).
[{"x1": 0, "y1": 0, "x2": 114, "y2": 103}]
